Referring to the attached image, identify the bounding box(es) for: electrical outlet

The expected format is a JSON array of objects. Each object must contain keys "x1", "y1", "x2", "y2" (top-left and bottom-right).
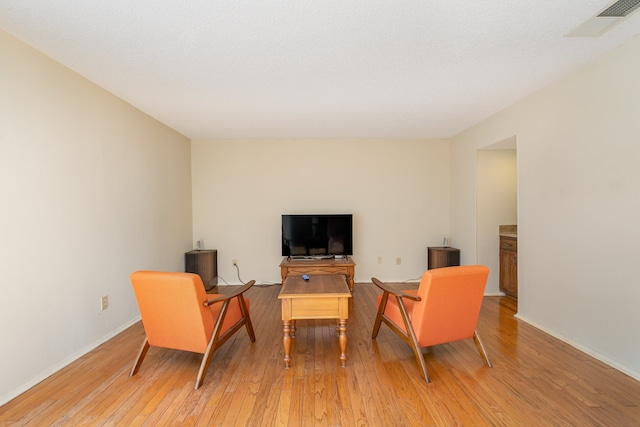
[
  {"x1": 100, "y1": 295, "x2": 109, "y2": 311},
  {"x1": 377, "y1": 256, "x2": 382, "y2": 264},
  {"x1": 396, "y1": 257, "x2": 402, "y2": 265},
  {"x1": 232, "y1": 259, "x2": 238, "y2": 266}
]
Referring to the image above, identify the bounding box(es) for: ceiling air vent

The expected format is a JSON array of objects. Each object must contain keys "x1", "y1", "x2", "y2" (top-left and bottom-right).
[
  {"x1": 566, "y1": 0, "x2": 640, "y2": 37},
  {"x1": 597, "y1": 0, "x2": 640, "y2": 17}
]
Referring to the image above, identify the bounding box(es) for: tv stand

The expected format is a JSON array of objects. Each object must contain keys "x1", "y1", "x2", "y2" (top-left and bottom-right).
[{"x1": 280, "y1": 256, "x2": 356, "y2": 291}]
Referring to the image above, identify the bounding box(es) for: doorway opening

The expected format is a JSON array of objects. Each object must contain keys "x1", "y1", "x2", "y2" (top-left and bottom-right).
[{"x1": 476, "y1": 136, "x2": 517, "y2": 304}]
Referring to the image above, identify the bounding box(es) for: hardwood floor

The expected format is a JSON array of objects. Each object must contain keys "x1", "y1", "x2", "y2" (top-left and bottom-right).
[{"x1": 2, "y1": 282, "x2": 640, "y2": 426}]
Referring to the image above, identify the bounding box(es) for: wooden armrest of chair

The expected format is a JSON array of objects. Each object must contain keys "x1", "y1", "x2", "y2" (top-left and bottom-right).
[
  {"x1": 203, "y1": 280, "x2": 255, "y2": 307},
  {"x1": 371, "y1": 278, "x2": 421, "y2": 301}
]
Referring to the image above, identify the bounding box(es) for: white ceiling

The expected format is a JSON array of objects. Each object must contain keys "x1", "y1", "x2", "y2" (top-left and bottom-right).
[{"x1": 1, "y1": 1, "x2": 639, "y2": 139}]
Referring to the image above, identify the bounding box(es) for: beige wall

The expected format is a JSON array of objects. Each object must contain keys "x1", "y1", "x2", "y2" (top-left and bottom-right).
[
  {"x1": 0, "y1": 31, "x2": 193, "y2": 404},
  {"x1": 191, "y1": 139, "x2": 451, "y2": 284},
  {"x1": 451, "y1": 34, "x2": 640, "y2": 379}
]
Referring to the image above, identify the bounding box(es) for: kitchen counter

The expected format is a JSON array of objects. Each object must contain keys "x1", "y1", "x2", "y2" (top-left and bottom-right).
[{"x1": 499, "y1": 225, "x2": 517, "y2": 238}]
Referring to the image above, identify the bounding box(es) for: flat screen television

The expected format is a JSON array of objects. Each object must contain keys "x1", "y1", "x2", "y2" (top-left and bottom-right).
[{"x1": 282, "y1": 214, "x2": 353, "y2": 258}]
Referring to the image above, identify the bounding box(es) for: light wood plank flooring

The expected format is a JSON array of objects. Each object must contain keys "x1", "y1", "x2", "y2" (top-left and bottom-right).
[{"x1": 1, "y1": 282, "x2": 639, "y2": 426}]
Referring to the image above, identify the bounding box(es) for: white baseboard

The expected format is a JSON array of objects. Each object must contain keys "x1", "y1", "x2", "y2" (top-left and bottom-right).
[
  {"x1": 515, "y1": 313, "x2": 640, "y2": 382},
  {"x1": 0, "y1": 316, "x2": 142, "y2": 406},
  {"x1": 484, "y1": 292, "x2": 505, "y2": 297}
]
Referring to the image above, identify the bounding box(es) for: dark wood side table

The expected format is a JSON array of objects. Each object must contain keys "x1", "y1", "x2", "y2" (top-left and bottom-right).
[
  {"x1": 427, "y1": 247, "x2": 460, "y2": 269},
  {"x1": 185, "y1": 249, "x2": 218, "y2": 290}
]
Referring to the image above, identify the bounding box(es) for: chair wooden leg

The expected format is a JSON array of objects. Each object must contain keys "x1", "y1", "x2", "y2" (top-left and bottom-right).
[
  {"x1": 397, "y1": 298, "x2": 430, "y2": 383},
  {"x1": 371, "y1": 291, "x2": 430, "y2": 382},
  {"x1": 407, "y1": 336, "x2": 430, "y2": 383},
  {"x1": 130, "y1": 337, "x2": 150, "y2": 377},
  {"x1": 195, "y1": 300, "x2": 230, "y2": 389},
  {"x1": 195, "y1": 338, "x2": 217, "y2": 390},
  {"x1": 473, "y1": 330, "x2": 492, "y2": 367},
  {"x1": 238, "y1": 295, "x2": 256, "y2": 342},
  {"x1": 372, "y1": 292, "x2": 389, "y2": 339}
]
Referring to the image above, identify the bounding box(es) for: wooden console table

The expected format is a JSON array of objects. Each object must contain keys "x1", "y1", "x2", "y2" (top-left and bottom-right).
[{"x1": 279, "y1": 256, "x2": 356, "y2": 291}]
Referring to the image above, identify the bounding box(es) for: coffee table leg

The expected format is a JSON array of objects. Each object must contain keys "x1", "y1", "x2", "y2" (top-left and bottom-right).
[
  {"x1": 283, "y1": 320, "x2": 292, "y2": 368},
  {"x1": 338, "y1": 319, "x2": 347, "y2": 367}
]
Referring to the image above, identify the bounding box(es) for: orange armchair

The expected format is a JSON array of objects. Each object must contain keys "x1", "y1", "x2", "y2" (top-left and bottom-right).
[
  {"x1": 372, "y1": 265, "x2": 491, "y2": 383},
  {"x1": 129, "y1": 271, "x2": 256, "y2": 389}
]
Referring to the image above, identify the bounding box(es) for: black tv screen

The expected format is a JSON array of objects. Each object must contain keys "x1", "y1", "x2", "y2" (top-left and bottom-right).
[{"x1": 282, "y1": 214, "x2": 353, "y2": 258}]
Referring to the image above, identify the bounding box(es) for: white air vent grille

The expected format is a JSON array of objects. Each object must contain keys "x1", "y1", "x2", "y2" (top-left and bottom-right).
[
  {"x1": 598, "y1": 0, "x2": 640, "y2": 17},
  {"x1": 567, "y1": 0, "x2": 640, "y2": 37}
]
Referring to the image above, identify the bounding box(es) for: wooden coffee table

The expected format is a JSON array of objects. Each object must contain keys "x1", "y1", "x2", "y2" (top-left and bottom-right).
[{"x1": 278, "y1": 274, "x2": 352, "y2": 368}]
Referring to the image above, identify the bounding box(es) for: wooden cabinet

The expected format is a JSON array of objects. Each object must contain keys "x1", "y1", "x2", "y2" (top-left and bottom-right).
[
  {"x1": 499, "y1": 237, "x2": 517, "y2": 298},
  {"x1": 185, "y1": 250, "x2": 217, "y2": 290},
  {"x1": 427, "y1": 247, "x2": 460, "y2": 269}
]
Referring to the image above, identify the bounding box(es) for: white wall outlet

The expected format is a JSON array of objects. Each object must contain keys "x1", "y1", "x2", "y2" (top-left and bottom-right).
[
  {"x1": 377, "y1": 256, "x2": 383, "y2": 264},
  {"x1": 232, "y1": 259, "x2": 238, "y2": 266},
  {"x1": 396, "y1": 257, "x2": 402, "y2": 265},
  {"x1": 100, "y1": 295, "x2": 109, "y2": 311}
]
